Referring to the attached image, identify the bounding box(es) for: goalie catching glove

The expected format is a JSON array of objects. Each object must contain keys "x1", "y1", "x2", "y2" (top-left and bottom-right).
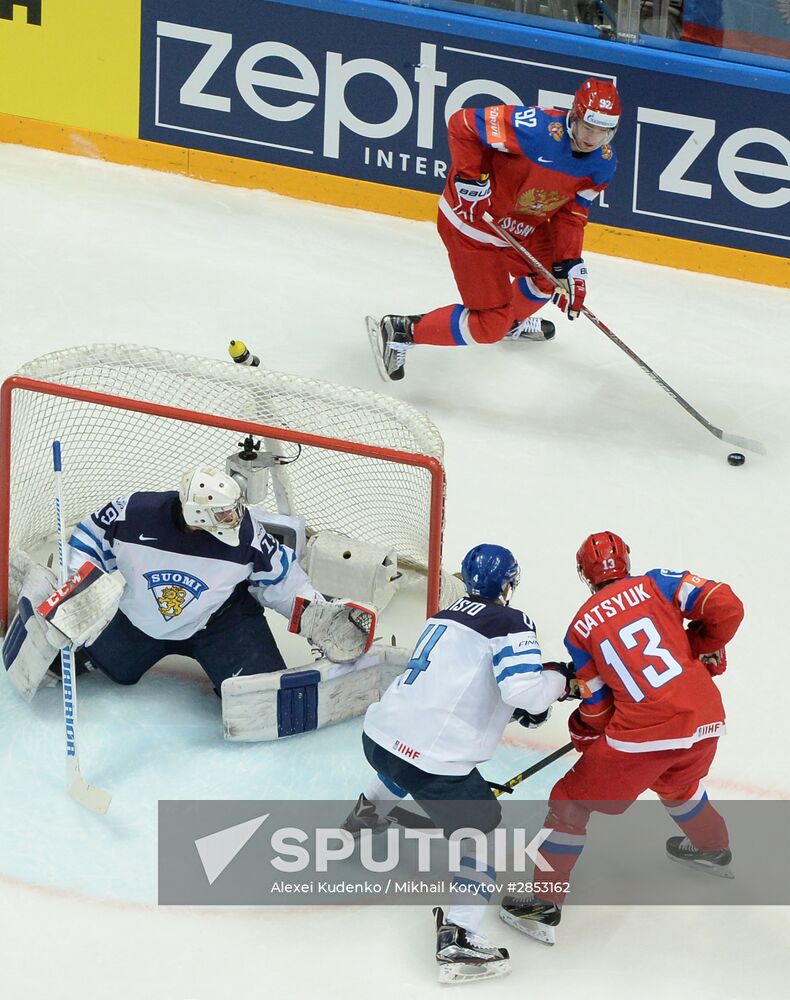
[
  {"x1": 38, "y1": 561, "x2": 126, "y2": 648},
  {"x1": 288, "y1": 597, "x2": 376, "y2": 663}
]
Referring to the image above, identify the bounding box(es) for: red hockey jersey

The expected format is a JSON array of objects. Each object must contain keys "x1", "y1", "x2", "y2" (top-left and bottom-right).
[
  {"x1": 441, "y1": 104, "x2": 617, "y2": 261},
  {"x1": 564, "y1": 569, "x2": 744, "y2": 752}
]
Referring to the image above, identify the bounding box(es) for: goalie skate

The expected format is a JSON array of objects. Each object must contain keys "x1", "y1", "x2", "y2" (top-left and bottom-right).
[
  {"x1": 433, "y1": 908, "x2": 511, "y2": 985},
  {"x1": 666, "y1": 836, "x2": 734, "y2": 879},
  {"x1": 498, "y1": 896, "x2": 561, "y2": 945},
  {"x1": 505, "y1": 316, "x2": 556, "y2": 342}
]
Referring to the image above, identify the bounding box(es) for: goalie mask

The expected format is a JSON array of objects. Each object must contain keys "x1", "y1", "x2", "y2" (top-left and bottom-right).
[{"x1": 179, "y1": 467, "x2": 245, "y2": 546}]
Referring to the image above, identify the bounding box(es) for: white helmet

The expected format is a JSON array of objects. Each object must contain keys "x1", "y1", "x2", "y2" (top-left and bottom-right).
[{"x1": 179, "y1": 467, "x2": 244, "y2": 546}]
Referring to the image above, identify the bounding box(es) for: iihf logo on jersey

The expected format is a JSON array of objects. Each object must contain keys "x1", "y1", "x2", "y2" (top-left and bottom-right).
[{"x1": 143, "y1": 570, "x2": 209, "y2": 621}]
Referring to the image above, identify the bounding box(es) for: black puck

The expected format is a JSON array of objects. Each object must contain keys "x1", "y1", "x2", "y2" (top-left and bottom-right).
[{"x1": 727, "y1": 452, "x2": 746, "y2": 467}]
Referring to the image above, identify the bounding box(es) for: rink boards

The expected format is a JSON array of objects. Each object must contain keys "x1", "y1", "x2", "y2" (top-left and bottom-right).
[{"x1": 0, "y1": 0, "x2": 788, "y2": 286}]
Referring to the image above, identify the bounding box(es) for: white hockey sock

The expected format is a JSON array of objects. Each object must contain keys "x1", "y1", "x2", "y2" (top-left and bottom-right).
[
  {"x1": 363, "y1": 772, "x2": 407, "y2": 817},
  {"x1": 447, "y1": 831, "x2": 497, "y2": 935}
]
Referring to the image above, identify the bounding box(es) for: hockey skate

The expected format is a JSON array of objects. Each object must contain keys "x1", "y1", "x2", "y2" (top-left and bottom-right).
[
  {"x1": 505, "y1": 316, "x2": 556, "y2": 342},
  {"x1": 666, "y1": 836, "x2": 734, "y2": 879},
  {"x1": 340, "y1": 794, "x2": 395, "y2": 838},
  {"x1": 433, "y1": 907, "x2": 511, "y2": 985},
  {"x1": 366, "y1": 315, "x2": 418, "y2": 382},
  {"x1": 498, "y1": 896, "x2": 561, "y2": 945}
]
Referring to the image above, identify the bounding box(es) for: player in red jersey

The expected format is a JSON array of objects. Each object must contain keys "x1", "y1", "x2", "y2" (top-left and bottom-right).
[
  {"x1": 368, "y1": 78, "x2": 621, "y2": 381},
  {"x1": 500, "y1": 530, "x2": 744, "y2": 944}
]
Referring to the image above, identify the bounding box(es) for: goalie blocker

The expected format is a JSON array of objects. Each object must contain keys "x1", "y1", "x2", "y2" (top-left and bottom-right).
[{"x1": 2, "y1": 561, "x2": 124, "y2": 700}]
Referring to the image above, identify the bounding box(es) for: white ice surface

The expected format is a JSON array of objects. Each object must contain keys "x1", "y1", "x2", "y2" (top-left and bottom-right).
[{"x1": 1, "y1": 144, "x2": 788, "y2": 999}]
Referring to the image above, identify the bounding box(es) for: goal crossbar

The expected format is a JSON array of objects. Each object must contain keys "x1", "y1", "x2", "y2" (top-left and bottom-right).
[{"x1": 0, "y1": 375, "x2": 446, "y2": 630}]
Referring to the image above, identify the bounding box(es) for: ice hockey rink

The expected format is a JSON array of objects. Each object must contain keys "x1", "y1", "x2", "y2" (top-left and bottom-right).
[{"x1": 1, "y1": 142, "x2": 789, "y2": 999}]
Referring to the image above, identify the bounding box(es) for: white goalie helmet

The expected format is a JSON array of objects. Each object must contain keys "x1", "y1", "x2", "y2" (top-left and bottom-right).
[{"x1": 179, "y1": 466, "x2": 245, "y2": 546}]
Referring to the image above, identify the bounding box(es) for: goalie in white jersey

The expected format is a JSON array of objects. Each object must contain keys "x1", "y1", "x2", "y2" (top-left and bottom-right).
[
  {"x1": 342, "y1": 543, "x2": 574, "y2": 985},
  {"x1": 3, "y1": 466, "x2": 374, "y2": 704}
]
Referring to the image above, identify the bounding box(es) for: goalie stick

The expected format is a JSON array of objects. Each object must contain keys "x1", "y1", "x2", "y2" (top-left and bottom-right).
[
  {"x1": 52, "y1": 440, "x2": 111, "y2": 815},
  {"x1": 482, "y1": 212, "x2": 766, "y2": 457}
]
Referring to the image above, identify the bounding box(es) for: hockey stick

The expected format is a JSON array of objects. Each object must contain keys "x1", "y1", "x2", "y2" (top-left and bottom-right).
[
  {"x1": 482, "y1": 212, "x2": 766, "y2": 456},
  {"x1": 388, "y1": 741, "x2": 574, "y2": 830},
  {"x1": 488, "y1": 740, "x2": 574, "y2": 798},
  {"x1": 53, "y1": 440, "x2": 112, "y2": 814}
]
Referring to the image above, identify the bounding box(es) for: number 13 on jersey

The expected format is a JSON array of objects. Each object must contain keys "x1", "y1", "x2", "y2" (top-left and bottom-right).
[
  {"x1": 403, "y1": 624, "x2": 447, "y2": 684},
  {"x1": 599, "y1": 615, "x2": 684, "y2": 702}
]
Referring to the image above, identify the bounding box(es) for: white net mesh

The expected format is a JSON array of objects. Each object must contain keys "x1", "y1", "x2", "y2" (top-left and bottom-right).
[{"x1": 3, "y1": 344, "x2": 461, "y2": 620}]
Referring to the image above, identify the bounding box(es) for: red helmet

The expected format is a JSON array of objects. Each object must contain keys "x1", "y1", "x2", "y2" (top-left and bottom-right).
[
  {"x1": 572, "y1": 78, "x2": 622, "y2": 131},
  {"x1": 576, "y1": 531, "x2": 631, "y2": 589}
]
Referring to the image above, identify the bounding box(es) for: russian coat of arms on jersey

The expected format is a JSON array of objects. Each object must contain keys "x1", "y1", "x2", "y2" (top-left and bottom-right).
[
  {"x1": 548, "y1": 121, "x2": 565, "y2": 142},
  {"x1": 516, "y1": 188, "x2": 568, "y2": 216},
  {"x1": 143, "y1": 570, "x2": 209, "y2": 620}
]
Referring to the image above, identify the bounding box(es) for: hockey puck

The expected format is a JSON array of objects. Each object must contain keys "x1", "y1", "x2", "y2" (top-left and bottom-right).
[{"x1": 727, "y1": 452, "x2": 746, "y2": 467}]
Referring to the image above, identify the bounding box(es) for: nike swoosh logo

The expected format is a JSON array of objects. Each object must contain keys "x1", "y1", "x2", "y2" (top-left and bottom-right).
[
  {"x1": 195, "y1": 813, "x2": 269, "y2": 885},
  {"x1": 538, "y1": 157, "x2": 553, "y2": 164},
  {"x1": 139, "y1": 535, "x2": 157, "y2": 542}
]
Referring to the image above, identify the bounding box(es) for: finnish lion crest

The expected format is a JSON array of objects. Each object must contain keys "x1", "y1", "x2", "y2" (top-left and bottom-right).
[{"x1": 143, "y1": 570, "x2": 209, "y2": 621}]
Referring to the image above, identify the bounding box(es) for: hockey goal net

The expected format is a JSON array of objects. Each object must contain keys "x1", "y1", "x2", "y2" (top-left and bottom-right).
[{"x1": 0, "y1": 344, "x2": 460, "y2": 632}]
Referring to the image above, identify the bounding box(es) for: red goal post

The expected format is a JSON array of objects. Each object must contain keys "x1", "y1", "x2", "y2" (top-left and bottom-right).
[{"x1": 0, "y1": 346, "x2": 456, "y2": 633}]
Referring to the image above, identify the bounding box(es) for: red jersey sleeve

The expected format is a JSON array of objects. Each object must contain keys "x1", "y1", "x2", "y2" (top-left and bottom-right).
[
  {"x1": 685, "y1": 580, "x2": 744, "y2": 655},
  {"x1": 447, "y1": 105, "x2": 504, "y2": 178},
  {"x1": 645, "y1": 569, "x2": 744, "y2": 655},
  {"x1": 564, "y1": 631, "x2": 614, "y2": 731}
]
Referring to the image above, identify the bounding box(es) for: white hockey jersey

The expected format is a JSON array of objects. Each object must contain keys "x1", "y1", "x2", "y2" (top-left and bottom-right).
[
  {"x1": 67, "y1": 491, "x2": 319, "y2": 641},
  {"x1": 364, "y1": 596, "x2": 566, "y2": 775}
]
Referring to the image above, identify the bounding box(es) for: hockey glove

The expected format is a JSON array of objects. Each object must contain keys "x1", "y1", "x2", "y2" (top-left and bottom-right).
[
  {"x1": 37, "y1": 561, "x2": 126, "y2": 648},
  {"x1": 568, "y1": 706, "x2": 601, "y2": 754},
  {"x1": 289, "y1": 597, "x2": 376, "y2": 663},
  {"x1": 451, "y1": 174, "x2": 491, "y2": 225},
  {"x1": 686, "y1": 620, "x2": 728, "y2": 676},
  {"x1": 512, "y1": 706, "x2": 551, "y2": 728},
  {"x1": 551, "y1": 258, "x2": 587, "y2": 320},
  {"x1": 542, "y1": 660, "x2": 578, "y2": 701}
]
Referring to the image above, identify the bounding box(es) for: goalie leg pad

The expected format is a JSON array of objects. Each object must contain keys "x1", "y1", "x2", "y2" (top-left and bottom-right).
[
  {"x1": 3, "y1": 563, "x2": 63, "y2": 701},
  {"x1": 222, "y1": 646, "x2": 409, "y2": 741}
]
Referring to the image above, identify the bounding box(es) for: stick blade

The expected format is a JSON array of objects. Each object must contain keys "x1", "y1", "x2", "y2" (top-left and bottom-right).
[
  {"x1": 68, "y1": 772, "x2": 112, "y2": 814},
  {"x1": 717, "y1": 430, "x2": 767, "y2": 456}
]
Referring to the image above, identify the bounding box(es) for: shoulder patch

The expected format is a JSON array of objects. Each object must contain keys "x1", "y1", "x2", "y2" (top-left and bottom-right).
[{"x1": 549, "y1": 119, "x2": 565, "y2": 142}]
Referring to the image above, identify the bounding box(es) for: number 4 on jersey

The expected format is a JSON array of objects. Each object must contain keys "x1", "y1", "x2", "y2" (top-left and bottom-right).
[{"x1": 404, "y1": 623, "x2": 447, "y2": 684}]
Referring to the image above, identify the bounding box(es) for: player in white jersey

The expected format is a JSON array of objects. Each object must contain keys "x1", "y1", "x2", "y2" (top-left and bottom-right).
[
  {"x1": 341, "y1": 543, "x2": 575, "y2": 985},
  {"x1": 3, "y1": 466, "x2": 373, "y2": 701}
]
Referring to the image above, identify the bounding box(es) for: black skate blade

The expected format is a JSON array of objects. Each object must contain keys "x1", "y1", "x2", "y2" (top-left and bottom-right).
[
  {"x1": 365, "y1": 315, "x2": 390, "y2": 384},
  {"x1": 666, "y1": 853, "x2": 734, "y2": 879},
  {"x1": 499, "y1": 907, "x2": 556, "y2": 945},
  {"x1": 437, "y1": 958, "x2": 511, "y2": 985}
]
